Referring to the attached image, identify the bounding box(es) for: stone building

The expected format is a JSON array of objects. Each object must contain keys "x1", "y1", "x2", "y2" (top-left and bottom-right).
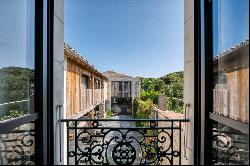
[{"x1": 103, "y1": 71, "x2": 140, "y2": 115}]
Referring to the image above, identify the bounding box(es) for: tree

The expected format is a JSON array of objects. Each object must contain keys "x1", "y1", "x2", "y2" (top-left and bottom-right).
[
  {"x1": 0, "y1": 67, "x2": 34, "y2": 119},
  {"x1": 138, "y1": 71, "x2": 184, "y2": 113},
  {"x1": 0, "y1": 67, "x2": 34, "y2": 103}
]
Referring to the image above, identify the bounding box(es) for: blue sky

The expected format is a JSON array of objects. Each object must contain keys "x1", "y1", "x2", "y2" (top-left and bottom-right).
[
  {"x1": 0, "y1": 0, "x2": 248, "y2": 77},
  {"x1": 213, "y1": 0, "x2": 249, "y2": 56},
  {"x1": 65, "y1": 0, "x2": 184, "y2": 78},
  {"x1": 0, "y1": 0, "x2": 35, "y2": 69}
]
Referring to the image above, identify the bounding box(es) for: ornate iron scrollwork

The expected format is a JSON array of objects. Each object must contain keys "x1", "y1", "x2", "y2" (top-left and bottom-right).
[
  {"x1": 212, "y1": 125, "x2": 249, "y2": 165},
  {"x1": 0, "y1": 123, "x2": 35, "y2": 165},
  {"x1": 63, "y1": 118, "x2": 188, "y2": 165}
]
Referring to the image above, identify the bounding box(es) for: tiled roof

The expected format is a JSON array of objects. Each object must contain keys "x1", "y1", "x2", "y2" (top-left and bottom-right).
[
  {"x1": 155, "y1": 108, "x2": 184, "y2": 119},
  {"x1": 64, "y1": 42, "x2": 108, "y2": 80},
  {"x1": 64, "y1": 42, "x2": 89, "y2": 63},
  {"x1": 213, "y1": 38, "x2": 249, "y2": 61},
  {"x1": 103, "y1": 70, "x2": 136, "y2": 79}
]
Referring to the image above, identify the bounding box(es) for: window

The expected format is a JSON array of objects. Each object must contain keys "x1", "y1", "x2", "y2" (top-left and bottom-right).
[
  {"x1": 210, "y1": 0, "x2": 249, "y2": 164},
  {"x1": 124, "y1": 93, "x2": 129, "y2": 98},
  {"x1": 0, "y1": 0, "x2": 35, "y2": 121},
  {"x1": 119, "y1": 82, "x2": 122, "y2": 93},
  {"x1": 124, "y1": 82, "x2": 128, "y2": 91},
  {"x1": 0, "y1": 0, "x2": 51, "y2": 165},
  {"x1": 0, "y1": 1, "x2": 36, "y2": 163},
  {"x1": 124, "y1": 82, "x2": 131, "y2": 97},
  {"x1": 81, "y1": 75, "x2": 89, "y2": 89}
]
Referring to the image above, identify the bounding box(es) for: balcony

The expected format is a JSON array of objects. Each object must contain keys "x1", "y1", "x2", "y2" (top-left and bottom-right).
[{"x1": 60, "y1": 118, "x2": 189, "y2": 165}]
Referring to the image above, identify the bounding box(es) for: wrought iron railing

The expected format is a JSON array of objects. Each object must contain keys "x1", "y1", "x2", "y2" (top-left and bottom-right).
[
  {"x1": 60, "y1": 118, "x2": 189, "y2": 165},
  {"x1": 0, "y1": 122, "x2": 35, "y2": 165},
  {"x1": 212, "y1": 123, "x2": 249, "y2": 165}
]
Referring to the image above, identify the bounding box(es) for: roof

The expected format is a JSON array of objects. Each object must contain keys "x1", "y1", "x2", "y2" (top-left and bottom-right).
[
  {"x1": 103, "y1": 70, "x2": 139, "y2": 81},
  {"x1": 64, "y1": 42, "x2": 108, "y2": 80},
  {"x1": 212, "y1": 38, "x2": 249, "y2": 73},
  {"x1": 154, "y1": 108, "x2": 184, "y2": 119},
  {"x1": 213, "y1": 38, "x2": 249, "y2": 61}
]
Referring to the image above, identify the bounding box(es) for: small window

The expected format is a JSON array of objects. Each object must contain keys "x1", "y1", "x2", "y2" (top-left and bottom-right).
[
  {"x1": 119, "y1": 82, "x2": 122, "y2": 93},
  {"x1": 81, "y1": 75, "x2": 89, "y2": 89}
]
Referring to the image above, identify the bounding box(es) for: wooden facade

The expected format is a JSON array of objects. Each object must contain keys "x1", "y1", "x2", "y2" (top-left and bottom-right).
[
  {"x1": 64, "y1": 44, "x2": 108, "y2": 118},
  {"x1": 213, "y1": 41, "x2": 249, "y2": 123}
]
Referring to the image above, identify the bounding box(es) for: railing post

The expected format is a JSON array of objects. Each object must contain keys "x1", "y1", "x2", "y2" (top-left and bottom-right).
[
  {"x1": 179, "y1": 121, "x2": 182, "y2": 165},
  {"x1": 66, "y1": 121, "x2": 69, "y2": 165},
  {"x1": 74, "y1": 121, "x2": 77, "y2": 165},
  {"x1": 171, "y1": 121, "x2": 174, "y2": 165}
]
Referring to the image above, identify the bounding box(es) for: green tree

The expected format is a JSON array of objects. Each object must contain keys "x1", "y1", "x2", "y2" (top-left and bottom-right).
[
  {"x1": 0, "y1": 67, "x2": 34, "y2": 103},
  {"x1": 139, "y1": 71, "x2": 184, "y2": 113},
  {"x1": 140, "y1": 90, "x2": 160, "y2": 104},
  {"x1": 0, "y1": 67, "x2": 34, "y2": 119}
]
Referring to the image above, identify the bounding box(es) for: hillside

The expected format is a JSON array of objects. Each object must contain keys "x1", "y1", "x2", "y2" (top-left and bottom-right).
[
  {"x1": 138, "y1": 71, "x2": 184, "y2": 113},
  {"x1": 0, "y1": 67, "x2": 34, "y2": 104}
]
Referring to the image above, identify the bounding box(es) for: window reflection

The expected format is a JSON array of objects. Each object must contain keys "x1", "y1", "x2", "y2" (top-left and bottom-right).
[
  {"x1": 212, "y1": 121, "x2": 249, "y2": 165},
  {"x1": 212, "y1": 0, "x2": 249, "y2": 165},
  {"x1": 0, "y1": 0, "x2": 35, "y2": 120},
  {"x1": 0, "y1": 122, "x2": 35, "y2": 165},
  {"x1": 212, "y1": 0, "x2": 249, "y2": 56}
]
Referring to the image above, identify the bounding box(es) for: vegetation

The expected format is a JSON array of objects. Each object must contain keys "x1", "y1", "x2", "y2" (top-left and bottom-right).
[
  {"x1": 105, "y1": 110, "x2": 114, "y2": 119},
  {"x1": 0, "y1": 109, "x2": 25, "y2": 121},
  {"x1": 132, "y1": 97, "x2": 155, "y2": 128},
  {"x1": 160, "y1": 71, "x2": 183, "y2": 100},
  {"x1": 0, "y1": 67, "x2": 34, "y2": 103},
  {"x1": 0, "y1": 67, "x2": 34, "y2": 120},
  {"x1": 133, "y1": 71, "x2": 184, "y2": 121},
  {"x1": 132, "y1": 98, "x2": 155, "y2": 119}
]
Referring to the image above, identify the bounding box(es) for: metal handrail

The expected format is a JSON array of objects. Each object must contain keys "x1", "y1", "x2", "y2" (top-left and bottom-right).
[{"x1": 60, "y1": 118, "x2": 189, "y2": 122}]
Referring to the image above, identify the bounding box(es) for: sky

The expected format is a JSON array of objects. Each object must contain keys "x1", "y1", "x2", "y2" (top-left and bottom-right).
[
  {"x1": 213, "y1": 0, "x2": 249, "y2": 56},
  {"x1": 0, "y1": 0, "x2": 35, "y2": 69},
  {"x1": 64, "y1": 0, "x2": 184, "y2": 78},
  {"x1": 0, "y1": 0, "x2": 248, "y2": 77}
]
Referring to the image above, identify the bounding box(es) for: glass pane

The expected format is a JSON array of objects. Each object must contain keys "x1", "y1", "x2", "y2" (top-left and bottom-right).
[
  {"x1": 212, "y1": 0, "x2": 249, "y2": 56},
  {"x1": 0, "y1": 0, "x2": 35, "y2": 121},
  {"x1": 212, "y1": 0, "x2": 249, "y2": 165},
  {"x1": 212, "y1": 0, "x2": 249, "y2": 122},
  {"x1": 212, "y1": 121, "x2": 249, "y2": 165},
  {"x1": 0, "y1": 122, "x2": 35, "y2": 165}
]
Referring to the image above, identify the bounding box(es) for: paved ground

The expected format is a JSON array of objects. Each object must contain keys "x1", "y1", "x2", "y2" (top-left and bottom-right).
[
  {"x1": 101, "y1": 115, "x2": 135, "y2": 127},
  {"x1": 68, "y1": 115, "x2": 137, "y2": 165}
]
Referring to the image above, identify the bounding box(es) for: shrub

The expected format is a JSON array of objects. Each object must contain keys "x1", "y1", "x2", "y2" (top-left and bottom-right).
[
  {"x1": 140, "y1": 90, "x2": 159, "y2": 104},
  {"x1": 166, "y1": 97, "x2": 184, "y2": 113},
  {"x1": 0, "y1": 109, "x2": 25, "y2": 121},
  {"x1": 105, "y1": 110, "x2": 113, "y2": 119},
  {"x1": 132, "y1": 98, "x2": 155, "y2": 127}
]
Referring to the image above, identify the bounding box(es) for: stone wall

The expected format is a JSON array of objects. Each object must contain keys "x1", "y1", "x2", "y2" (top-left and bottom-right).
[
  {"x1": 105, "y1": 78, "x2": 140, "y2": 112},
  {"x1": 158, "y1": 95, "x2": 167, "y2": 111},
  {"x1": 103, "y1": 71, "x2": 140, "y2": 112}
]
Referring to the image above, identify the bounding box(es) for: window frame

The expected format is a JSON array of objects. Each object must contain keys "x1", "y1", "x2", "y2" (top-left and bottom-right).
[
  {"x1": 0, "y1": 0, "x2": 54, "y2": 165},
  {"x1": 197, "y1": 0, "x2": 249, "y2": 164},
  {"x1": 194, "y1": 0, "x2": 214, "y2": 164}
]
